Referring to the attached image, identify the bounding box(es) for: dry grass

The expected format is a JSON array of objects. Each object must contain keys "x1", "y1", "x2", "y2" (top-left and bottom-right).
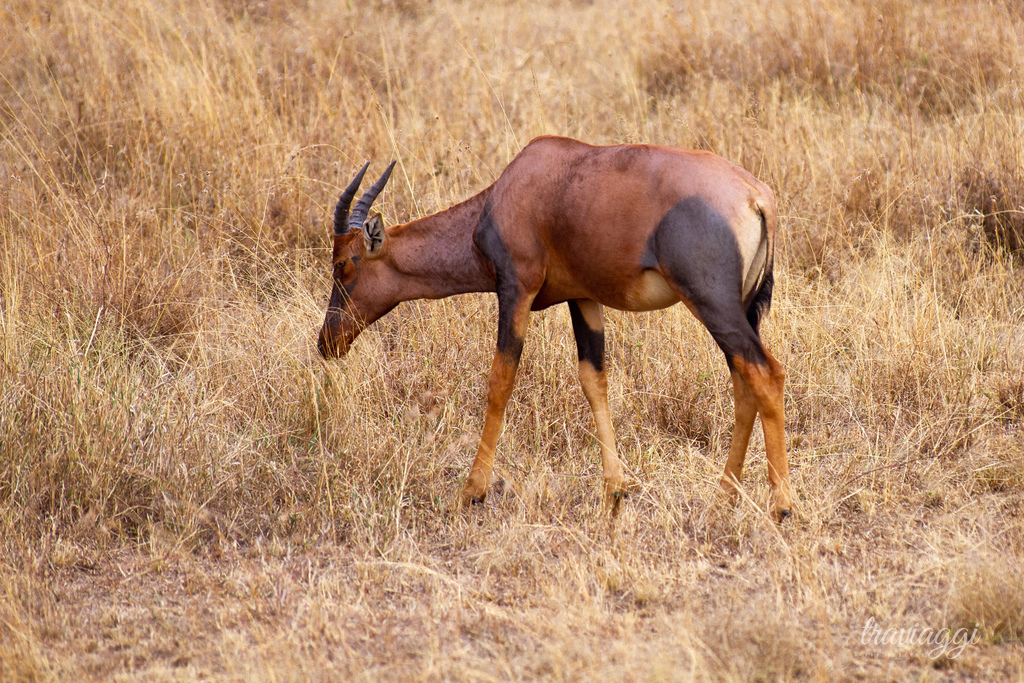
[{"x1": 2, "y1": 0, "x2": 1024, "y2": 679}]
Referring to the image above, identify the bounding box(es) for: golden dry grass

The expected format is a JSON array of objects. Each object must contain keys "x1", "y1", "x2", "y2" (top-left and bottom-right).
[{"x1": 2, "y1": 0, "x2": 1024, "y2": 679}]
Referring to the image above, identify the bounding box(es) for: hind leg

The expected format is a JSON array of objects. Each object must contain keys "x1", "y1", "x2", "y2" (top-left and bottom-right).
[
  {"x1": 568, "y1": 300, "x2": 625, "y2": 513},
  {"x1": 695, "y1": 312, "x2": 791, "y2": 520},
  {"x1": 649, "y1": 196, "x2": 792, "y2": 519},
  {"x1": 720, "y1": 369, "x2": 758, "y2": 498},
  {"x1": 709, "y1": 330, "x2": 791, "y2": 520},
  {"x1": 729, "y1": 350, "x2": 791, "y2": 520},
  {"x1": 674, "y1": 310, "x2": 792, "y2": 520}
]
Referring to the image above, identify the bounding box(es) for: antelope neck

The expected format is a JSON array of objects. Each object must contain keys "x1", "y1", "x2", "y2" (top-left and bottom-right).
[{"x1": 380, "y1": 186, "x2": 496, "y2": 301}]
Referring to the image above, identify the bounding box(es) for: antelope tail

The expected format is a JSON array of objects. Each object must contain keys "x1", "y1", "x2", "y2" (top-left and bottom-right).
[{"x1": 744, "y1": 205, "x2": 774, "y2": 335}]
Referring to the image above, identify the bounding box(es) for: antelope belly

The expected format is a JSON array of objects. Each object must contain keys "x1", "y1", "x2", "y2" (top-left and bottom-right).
[{"x1": 625, "y1": 270, "x2": 680, "y2": 311}]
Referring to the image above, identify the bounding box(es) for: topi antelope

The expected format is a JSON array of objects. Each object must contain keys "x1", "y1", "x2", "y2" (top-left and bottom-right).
[{"x1": 318, "y1": 136, "x2": 793, "y2": 520}]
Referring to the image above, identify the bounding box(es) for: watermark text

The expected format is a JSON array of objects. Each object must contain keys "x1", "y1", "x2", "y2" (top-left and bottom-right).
[{"x1": 861, "y1": 617, "x2": 980, "y2": 659}]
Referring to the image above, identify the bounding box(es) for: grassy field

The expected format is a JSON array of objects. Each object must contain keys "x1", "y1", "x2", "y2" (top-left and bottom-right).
[{"x1": 2, "y1": 0, "x2": 1024, "y2": 679}]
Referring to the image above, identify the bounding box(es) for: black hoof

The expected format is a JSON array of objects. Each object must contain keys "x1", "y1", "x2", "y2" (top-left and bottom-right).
[{"x1": 607, "y1": 490, "x2": 627, "y2": 516}]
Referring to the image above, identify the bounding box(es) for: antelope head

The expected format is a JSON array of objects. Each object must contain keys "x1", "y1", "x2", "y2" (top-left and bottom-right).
[{"x1": 317, "y1": 160, "x2": 397, "y2": 358}]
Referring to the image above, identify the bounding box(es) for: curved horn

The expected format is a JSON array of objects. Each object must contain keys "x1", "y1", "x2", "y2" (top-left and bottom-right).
[
  {"x1": 333, "y1": 161, "x2": 371, "y2": 236},
  {"x1": 349, "y1": 160, "x2": 397, "y2": 232}
]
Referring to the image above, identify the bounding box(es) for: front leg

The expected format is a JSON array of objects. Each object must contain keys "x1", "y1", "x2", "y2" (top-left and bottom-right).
[
  {"x1": 568, "y1": 300, "x2": 626, "y2": 513},
  {"x1": 462, "y1": 293, "x2": 533, "y2": 506}
]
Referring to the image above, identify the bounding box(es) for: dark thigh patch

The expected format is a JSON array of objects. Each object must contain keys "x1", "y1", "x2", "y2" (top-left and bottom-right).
[
  {"x1": 644, "y1": 197, "x2": 743, "y2": 309},
  {"x1": 645, "y1": 197, "x2": 766, "y2": 365}
]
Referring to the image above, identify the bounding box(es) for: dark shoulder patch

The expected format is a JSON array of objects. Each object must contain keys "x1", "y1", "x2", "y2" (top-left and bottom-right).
[
  {"x1": 473, "y1": 203, "x2": 523, "y2": 357},
  {"x1": 472, "y1": 203, "x2": 509, "y2": 284}
]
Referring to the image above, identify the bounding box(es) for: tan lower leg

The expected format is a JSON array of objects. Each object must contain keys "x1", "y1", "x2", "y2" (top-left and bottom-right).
[
  {"x1": 732, "y1": 353, "x2": 792, "y2": 518},
  {"x1": 578, "y1": 362, "x2": 624, "y2": 508},
  {"x1": 721, "y1": 369, "x2": 758, "y2": 498},
  {"x1": 462, "y1": 352, "x2": 519, "y2": 504}
]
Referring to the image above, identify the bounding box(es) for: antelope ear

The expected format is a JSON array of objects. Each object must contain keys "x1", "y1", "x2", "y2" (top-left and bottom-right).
[{"x1": 363, "y1": 212, "x2": 386, "y2": 255}]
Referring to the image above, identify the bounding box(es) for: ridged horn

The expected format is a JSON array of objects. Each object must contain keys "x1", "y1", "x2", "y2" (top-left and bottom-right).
[
  {"x1": 333, "y1": 161, "x2": 371, "y2": 236},
  {"x1": 349, "y1": 160, "x2": 397, "y2": 232}
]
